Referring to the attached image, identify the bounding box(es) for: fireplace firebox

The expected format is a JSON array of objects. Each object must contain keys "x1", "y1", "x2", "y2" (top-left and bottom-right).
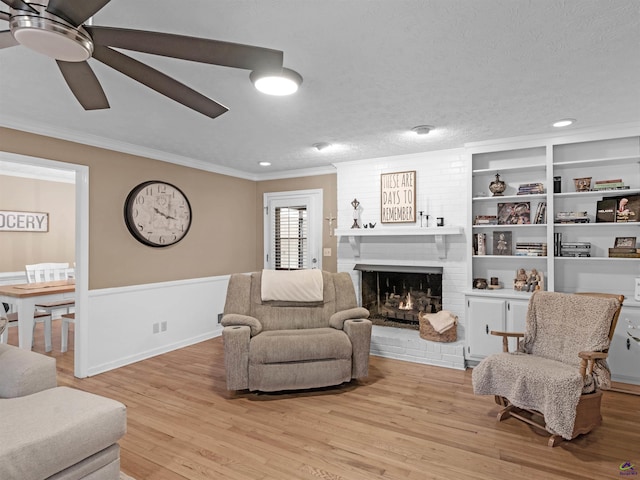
[{"x1": 355, "y1": 265, "x2": 443, "y2": 330}]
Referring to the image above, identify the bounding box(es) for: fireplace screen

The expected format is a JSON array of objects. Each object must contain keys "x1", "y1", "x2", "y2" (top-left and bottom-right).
[{"x1": 358, "y1": 266, "x2": 443, "y2": 329}]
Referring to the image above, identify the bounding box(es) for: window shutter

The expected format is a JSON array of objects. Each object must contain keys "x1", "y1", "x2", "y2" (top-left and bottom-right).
[{"x1": 274, "y1": 206, "x2": 308, "y2": 270}]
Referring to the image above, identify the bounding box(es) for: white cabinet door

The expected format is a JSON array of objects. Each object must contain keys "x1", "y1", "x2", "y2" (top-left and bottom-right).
[
  {"x1": 466, "y1": 296, "x2": 506, "y2": 361},
  {"x1": 506, "y1": 298, "x2": 529, "y2": 351},
  {"x1": 608, "y1": 306, "x2": 640, "y2": 385}
]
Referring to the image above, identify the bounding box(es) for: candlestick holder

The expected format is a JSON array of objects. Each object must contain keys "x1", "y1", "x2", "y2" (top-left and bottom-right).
[{"x1": 351, "y1": 198, "x2": 361, "y2": 229}]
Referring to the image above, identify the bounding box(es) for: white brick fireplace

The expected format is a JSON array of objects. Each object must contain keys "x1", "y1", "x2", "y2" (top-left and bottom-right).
[{"x1": 335, "y1": 149, "x2": 468, "y2": 369}]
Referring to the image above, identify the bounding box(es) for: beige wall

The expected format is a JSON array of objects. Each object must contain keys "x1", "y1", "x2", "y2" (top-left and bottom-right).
[
  {"x1": 256, "y1": 174, "x2": 337, "y2": 272},
  {"x1": 1, "y1": 127, "x2": 258, "y2": 289},
  {"x1": 0, "y1": 175, "x2": 75, "y2": 272}
]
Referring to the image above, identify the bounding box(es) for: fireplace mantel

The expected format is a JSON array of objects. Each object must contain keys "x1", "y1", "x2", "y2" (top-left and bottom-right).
[{"x1": 335, "y1": 226, "x2": 463, "y2": 259}]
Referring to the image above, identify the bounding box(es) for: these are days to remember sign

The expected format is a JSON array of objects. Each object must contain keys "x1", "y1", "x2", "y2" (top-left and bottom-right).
[{"x1": 381, "y1": 170, "x2": 416, "y2": 223}]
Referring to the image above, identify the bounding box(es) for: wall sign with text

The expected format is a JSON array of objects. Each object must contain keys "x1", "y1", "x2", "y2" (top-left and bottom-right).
[
  {"x1": 0, "y1": 210, "x2": 49, "y2": 232},
  {"x1": 381, "y1": 170, "x2": 416, "y2": 223}
]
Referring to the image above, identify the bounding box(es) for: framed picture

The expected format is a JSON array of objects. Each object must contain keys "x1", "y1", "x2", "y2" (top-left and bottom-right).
[
  {"x1": 381, "y1": 170, "x2": 416, "y2": 223},
  {"x1": 497, "y1": 202, "x2": 530, "y2": 225},
  {"x1": 608, "y1": 194, "x2": 640, "y2": 223},
  {"x1": 614, "y1": 237, "x2": 637, "y2": 248},
  {"x1": 493, "y1": 231, "x2": 512, "y2": 255}
]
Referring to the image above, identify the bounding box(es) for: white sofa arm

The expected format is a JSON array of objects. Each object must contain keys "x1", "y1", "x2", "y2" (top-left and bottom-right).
[{"x1": 0, "y1": 344, "x2": 57, "y2": 398}]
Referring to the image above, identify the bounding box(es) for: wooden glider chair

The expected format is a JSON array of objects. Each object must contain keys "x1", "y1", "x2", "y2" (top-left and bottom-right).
[{"x1": 472, "y1": 291, "x2": 623, "y2": 447}]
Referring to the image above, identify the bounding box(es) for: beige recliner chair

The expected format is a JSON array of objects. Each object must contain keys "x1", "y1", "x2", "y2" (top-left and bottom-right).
[{"x1": 221, "y1": 270, "x2": 372, "y2": 392}]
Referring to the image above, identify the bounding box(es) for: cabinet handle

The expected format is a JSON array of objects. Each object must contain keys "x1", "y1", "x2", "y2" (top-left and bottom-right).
[
  {"x1": 628, "y1": 338, "x2": 631, "y2": 350},
  {"x1": 486, "y1": 324, "x2": 489, "y2": 334}
]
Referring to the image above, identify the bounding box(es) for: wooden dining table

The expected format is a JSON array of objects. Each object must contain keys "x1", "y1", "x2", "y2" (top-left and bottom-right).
[{"x1": 0, "y1": 279, "x2": 75, "y2": 349}]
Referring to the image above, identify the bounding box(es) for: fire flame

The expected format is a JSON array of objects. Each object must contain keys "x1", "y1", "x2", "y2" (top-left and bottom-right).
[{"x1": 399, "y1": 292, "x2": 413, "y2": 310}]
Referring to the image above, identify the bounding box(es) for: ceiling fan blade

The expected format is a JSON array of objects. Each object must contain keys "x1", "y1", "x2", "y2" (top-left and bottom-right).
[
  {"x1": 0, "y1": 0, "x2": 36, "y2": 13},
  {"x1": 46, "y1": 0, "x2": 111, "y2": 27},
  {"x1": 87, "y1": 26, "x2": 284, "y2": 72},
  {"x1": 0, "y1": 29, "x2": 18, "y2": 48},
  {"x1": 92, "y1": 45, "x2": 228, "y2": 119},
  {"x1": 1, "y1": 11, "x2": 10, "y2": 21},
  {"x1": 56, "y1": 59, "x2": 110, "y2": 110}
]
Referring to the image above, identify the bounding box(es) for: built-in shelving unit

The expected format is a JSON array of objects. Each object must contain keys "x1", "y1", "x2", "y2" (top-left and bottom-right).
[
  {"x1": 335, "y1": 226, "x2": 463, "y2": 258},
  {"x1": 464, "y1": 127, "x2": 640, "y2": 383}
]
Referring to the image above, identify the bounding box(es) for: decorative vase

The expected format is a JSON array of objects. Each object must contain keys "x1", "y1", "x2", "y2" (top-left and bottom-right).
[{"x1": 489, "y1": 173, "x2": 506, "y2": 196}]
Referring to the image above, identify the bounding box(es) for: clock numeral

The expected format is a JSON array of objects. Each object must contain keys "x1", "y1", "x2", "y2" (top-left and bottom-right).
[
  {"x1": 159, "y1": 236, "x2": 166, "y2": 244},
  {"x1": 145, "y1": 187, "x2": 153, "y2": 196},
  {"x1": 133, "y1": 208, "x2": 138, "y2": 218},
  {"x1": 135, "y1": 196, "x2": 145, "y2": 205},
  {"x1": 137, "y1": 223, "x2": 144, "y2": 232},
  {"x1": 157, "y1": 184, "x2": 167, "y2": 194}
]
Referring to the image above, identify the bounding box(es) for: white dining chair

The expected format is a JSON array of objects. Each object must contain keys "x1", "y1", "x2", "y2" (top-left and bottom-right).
[{"x1": 24, "y1": 263, "x2": 75, "y2": 352}]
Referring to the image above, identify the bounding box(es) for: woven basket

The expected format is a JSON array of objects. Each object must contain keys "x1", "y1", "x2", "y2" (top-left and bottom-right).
[{"x1": 418, "y1": 311, "x2": 457, "y2": 342}]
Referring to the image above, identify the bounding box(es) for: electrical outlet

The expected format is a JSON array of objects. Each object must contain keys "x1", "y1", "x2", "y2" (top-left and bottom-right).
[
  {"x1": 161, "y1": 321, "x2": 167, "y2": 332},
  {"x1": 634, "y1": 278, "x2": 640, "y2": 301},
  {"x1": 323, "y1": 247, "x2": 332, "y2": 257},
  {"x1": 152, "y1": 323, "x2": 160, "y2": 334},
  {"x1": 218, "y1": 313, "x2": 223, "y2": 324}
]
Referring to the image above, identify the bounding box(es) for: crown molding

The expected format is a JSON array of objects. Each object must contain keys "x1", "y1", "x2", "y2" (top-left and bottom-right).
[{"x1": 0, "y1": 115, "x2": 257, "y2": 180}]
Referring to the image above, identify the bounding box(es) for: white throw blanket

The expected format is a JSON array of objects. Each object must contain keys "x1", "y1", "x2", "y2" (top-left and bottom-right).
[
  {"x1": 424, "y1": 310, "x2": 457, "y2": 333},
  {"x1": 261, "y1": 269, "x2": 324, "y2": 302}
]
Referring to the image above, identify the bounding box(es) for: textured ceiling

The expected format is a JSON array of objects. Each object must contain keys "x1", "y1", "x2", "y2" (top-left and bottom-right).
[{"x1": 1, "y1": 0, "x2": 639, "y2": 177}]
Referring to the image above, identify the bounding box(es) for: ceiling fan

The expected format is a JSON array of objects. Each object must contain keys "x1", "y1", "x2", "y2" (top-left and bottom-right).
[{"x1": 0, "y1": 0, "x2": 295, "y2": 118}]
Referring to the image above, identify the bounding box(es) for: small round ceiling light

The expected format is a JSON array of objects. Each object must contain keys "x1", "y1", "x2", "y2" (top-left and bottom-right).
[
  {"x1": 258, "y1": 161, "x2": 271, "y2": 167},
  {"x1": 411, "y1": 125, "x2": 435, "y2": 135},
  {"x1": 313, "y1": 142, "x2": 331, "y2": 151},
  {"x1": 250, "y1": 68, "x2": 303, "y2": 96},
  {"x1": 553, "y1": 118, "x2": 576, "y2": 128}
]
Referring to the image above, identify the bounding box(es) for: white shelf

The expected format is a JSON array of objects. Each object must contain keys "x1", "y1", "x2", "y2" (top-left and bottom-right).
[
  {"x1": 472, "y1": 224, "x2": 546, "y2": 229},
  {"x1": 553, "y1": 154, "x2": 640, "y2": 168},
  {"x1": 554, "y1": 222, "x2": 640, "y2": 227},
  {"x1": 473, "y1": 255, "x2": 546, "y2": 259},
  {"x1": 335, "y1": 226, "x2": 463, "y2": 258},
  {"x1": 472, "y1": 193, "x2": 546, "y2": 202},
  {"x1": 554, "y1": 188, "x2": 640, "y2": 198},
  {"x1": 472, "y1": 164, "x2": 545, "y2": 175}
]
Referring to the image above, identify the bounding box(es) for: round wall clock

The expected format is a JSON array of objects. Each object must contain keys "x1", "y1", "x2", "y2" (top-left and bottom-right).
[{"x1": 124, "y1": 181, "x2": 192, "y2": 247}]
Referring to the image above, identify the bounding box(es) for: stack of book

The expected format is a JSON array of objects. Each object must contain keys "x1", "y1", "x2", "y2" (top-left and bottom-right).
[
  {"x1": 592, "y1": 178, "x2": 630, "y2": 191},
  {"x1": 474, "y1": 233, "x2": 487, "y2": 255},
  {"x1": 609, "y1": 247, "x2": 640, "y2": 258},
  {"x1": 533, "y1": 201, "x2": 546, "y2": 224},
  {"x1": 515, "y1": 242, "x2": 547, "y2": 256},
  {"x1": 555, "y1": 211, "x2": 590, "y2": 223},
  {"x1": 474, "y1": 215, "x2": 498, "y2": 225},
  {"x1": 517, "y1": 183, "x2": 545, "y2": 195},
  {"x1": 560, "y1": 242, "x2": 591, "y2": 257}
]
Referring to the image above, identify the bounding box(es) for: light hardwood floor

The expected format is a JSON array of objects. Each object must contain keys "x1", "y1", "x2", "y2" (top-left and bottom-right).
[{"x1": 8, "y1": 322, "x2": 640, "y2": 480}]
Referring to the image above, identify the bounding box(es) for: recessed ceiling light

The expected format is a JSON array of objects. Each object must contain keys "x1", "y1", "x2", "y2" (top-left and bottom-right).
[
  {"x1": 553, "y1": 118, "x2": 576, "y2": 128},
  {"x1": 411, "y1": 125, "x2": 435, "y2": 135},
  {"x1": 250, "y1": 68, "x2": 303, "y2": 96},
  {"x1": 313, "y1": 142, "x2": 331, "y2": 151},
  {"x1": 258, "y1": 161, "x2": 271, "y2": 167}
]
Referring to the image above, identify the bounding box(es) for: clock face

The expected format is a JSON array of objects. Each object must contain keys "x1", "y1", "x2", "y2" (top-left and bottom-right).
[{"x1": 124, "y1": 181, "x2": 192, "y2": 247}]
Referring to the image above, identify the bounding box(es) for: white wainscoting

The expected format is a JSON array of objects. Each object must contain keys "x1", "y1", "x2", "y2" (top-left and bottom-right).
[{"x1": 86, "y1": 274, "x2": 229, "y2": 376}]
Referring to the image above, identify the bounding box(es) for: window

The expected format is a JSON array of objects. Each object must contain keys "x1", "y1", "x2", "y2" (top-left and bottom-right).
[{"x1": 274, "y1": 206, "x2": 307, "y2": 269}]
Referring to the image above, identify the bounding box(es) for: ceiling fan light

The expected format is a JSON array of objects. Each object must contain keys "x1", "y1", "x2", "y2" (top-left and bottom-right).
[
  {"x1": 251, "y1": 68, "x2": 302, "y2": 96},
  {"x1": 10, "y1": 14, "x2": 93, "y2": 61}
]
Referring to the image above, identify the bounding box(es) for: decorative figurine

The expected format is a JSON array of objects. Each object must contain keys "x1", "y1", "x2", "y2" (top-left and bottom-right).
[
  {"x1": 489, "y1": 173, "x2": 506, "y2": 196},
  {"x1": 351, "y1": 198, "x2": 361, "y2": 229}
]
